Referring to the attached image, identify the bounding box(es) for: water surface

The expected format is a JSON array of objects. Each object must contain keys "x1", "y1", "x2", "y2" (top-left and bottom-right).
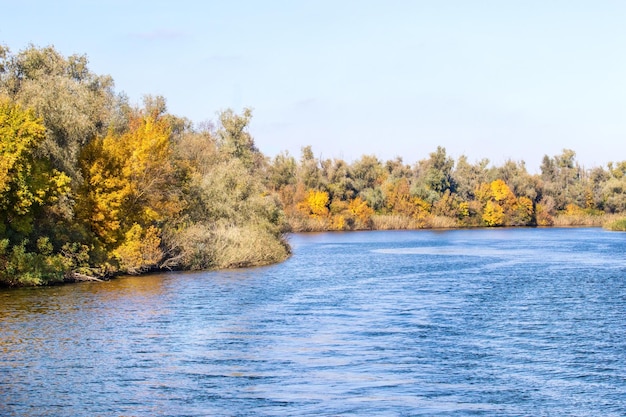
[{"x1": 1, "y1": 228, "x2": 625, "y2": 416}]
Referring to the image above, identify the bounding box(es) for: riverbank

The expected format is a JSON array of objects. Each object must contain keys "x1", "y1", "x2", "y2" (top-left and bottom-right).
[{"x1": 286, "y1": 212, "x2": 625, "y2": 233}]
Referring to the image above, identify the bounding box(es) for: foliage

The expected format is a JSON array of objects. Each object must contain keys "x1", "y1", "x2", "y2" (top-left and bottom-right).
[
  {"x1": 113, "y1": 224, "x2": 163, "y2": 274},
  {"x1": 0, "y1": 44, "x2": 119, "y2": 181},
  {"x1": 604, "y1": 217, "x2": 626, "y2": 231},
  {"x1": 272, "y1": 144, "x2": 626, "y2": 232},
  {"x1": 299, "y1": 189, "x2": 330, "y2": 218},
  {"x1": 5, "y1": 44, "x2": 626, "y2": 286},
  {"x1": 483, "y1": 200, "x2": 505, "y2": 226}
]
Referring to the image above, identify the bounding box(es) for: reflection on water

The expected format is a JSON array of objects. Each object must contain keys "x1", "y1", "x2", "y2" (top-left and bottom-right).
[{"x1": 1, "y1": 228, "x2": 625, "y2": 416}]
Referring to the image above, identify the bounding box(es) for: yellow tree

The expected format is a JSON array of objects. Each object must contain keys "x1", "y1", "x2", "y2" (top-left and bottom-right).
[
  {"x1": 483, "y1": 200, "x2": 505, "y2": 226},
  {"x1": 490, "y1": 179, "x2": 517, "y2": 206},
  {"x1": 348, "y1": 196, "x2": 374, "y2": 227},
  {"x1": 77, "y1": 110, "x2": 181, "y2": 273},
  {"x1": 478, "y1": 179, "x2": 535, "y2": 226},
  {"x1": 298, "y1": 189, "x2": 330, "y2": 218},
  {"x1": 0, "y1": 98, "x2": 70, "y2": 237}
]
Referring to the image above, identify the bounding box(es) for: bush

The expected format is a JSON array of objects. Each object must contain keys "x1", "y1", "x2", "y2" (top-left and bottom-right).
[
  {"x1": 166, "y1": 222, "x2": 290, "y2": 270},
  {"x1": 605, "y1": 217, "x2": 626, "y2": 231}
]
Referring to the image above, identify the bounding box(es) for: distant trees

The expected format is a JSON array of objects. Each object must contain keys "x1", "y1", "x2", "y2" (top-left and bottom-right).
[{"x1": 271, "y1": 145, "x2": 626, "y2": 232}]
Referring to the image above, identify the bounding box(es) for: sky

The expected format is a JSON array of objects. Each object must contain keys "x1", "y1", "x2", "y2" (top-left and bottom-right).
[{"x1": 2, "y1": 0, "x2": 626, "y2": 172}]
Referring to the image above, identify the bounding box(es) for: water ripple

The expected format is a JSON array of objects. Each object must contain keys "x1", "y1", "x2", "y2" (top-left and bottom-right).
[{"x1": 1, "y1": 228, "x2": 625, "y2": 416}]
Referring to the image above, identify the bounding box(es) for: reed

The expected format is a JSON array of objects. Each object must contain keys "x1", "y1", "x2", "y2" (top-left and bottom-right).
[
  {"x1": 286, "y1": 215, "x2": 329, "y2": 232},
  {"x1": 425, "y1": 215, "x2": 459, "y2": 229},
  {"x1": 604, "y1": 217, "x2": 626, "y2": 231},
  {"x1": 371, "y1": 215, "x2": 423, "y2": 230},
  {"x1": 552, "y1": 213, "x2": 606, "y2": 227}
]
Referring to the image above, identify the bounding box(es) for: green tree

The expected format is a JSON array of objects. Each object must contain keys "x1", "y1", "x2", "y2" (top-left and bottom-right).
[
  {"x1": 217, "y1": 108, "x2": 263, "y2": 170},
  {"x1": 0, "y1": 45, "x2": 118, "y2": 181},
  {"x1": 298, "y1": 145, "x2": 322, "y2": 189},
  {"x1": 453, "y1": 155, "x2": 490, "y2": 201},
  {"x1": 322, "y1": 158, "x2": 355, "y2": 201},
  {"x1": 412, "y1": 146, "x2": 455, "y2": 203},
  {"x1": 540, "y1": 149, "x2": 585, "y2": 210},
  {"x1": 268, "y1": 151, "x2": 297, "y2": 191}
]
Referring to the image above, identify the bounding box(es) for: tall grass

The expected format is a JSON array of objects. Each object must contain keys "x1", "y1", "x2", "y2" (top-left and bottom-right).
[
  {"x1": 425, "y1": 215, "x2": 459, "y2": 229},
  {"x1": 371, "y1": 215, "x2": 422, "y2": 230},
  {"x1": 604, "y1": 217, "x2": 626, "y2": 231},
  {"x1": 552, "y1": 213, "x2": 606, "y2": 227}
]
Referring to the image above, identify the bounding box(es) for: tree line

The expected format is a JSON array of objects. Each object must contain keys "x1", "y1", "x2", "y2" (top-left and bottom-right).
[
  {"x1": 1, "y1": 45, "x2": 625, "y2": 286},
  {"x1": 272, "y1": 145, "x2": 626, "y2": 232}
]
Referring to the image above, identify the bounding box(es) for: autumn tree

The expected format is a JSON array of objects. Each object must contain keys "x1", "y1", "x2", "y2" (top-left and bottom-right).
[
  {"x1": 77, "y1": 104, "x2": 182, "y2": 273},
  {"x1": 0, "y1": 98, "x2": 70, "y2": 240},
  {"x1": 0, "y1": 98, "x2": 71, "y2": 285},
  {"x1": 476, "y1": 179, "x2": 534, "y2": 226},
  {"x1": 299, "y1": 189, "x2": 330, "y2": 218}
]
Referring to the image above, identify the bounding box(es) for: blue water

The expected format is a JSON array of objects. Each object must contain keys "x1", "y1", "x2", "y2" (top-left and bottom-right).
[{"x1": 1, "y1": 228, "x2": 625, "y2": 416}]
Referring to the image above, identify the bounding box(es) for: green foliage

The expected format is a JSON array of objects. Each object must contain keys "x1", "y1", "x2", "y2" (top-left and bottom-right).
[
  {"x1": 0, "y1": 44, "x2": 118, "y2": 181},
  {"x1": 605, "y1": 217, "x2": 626, "y2": 231},
  {"x1": 217, "y1": 108, "x2": 262, "y2": 170},
  {"x1": 412, "y1": 146, "x2": 456, "y2": 203},
  {"x1": 268, "y1": 151, "x2": 297, "y2": 190},
  {"x1": 0, "y1": 238, "x2": 66, "y2": 286}
]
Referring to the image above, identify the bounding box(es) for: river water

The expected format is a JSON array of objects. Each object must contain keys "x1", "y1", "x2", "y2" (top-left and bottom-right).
[{"x1": 1, "y1": 228, "x2": 625, "y2": 416}]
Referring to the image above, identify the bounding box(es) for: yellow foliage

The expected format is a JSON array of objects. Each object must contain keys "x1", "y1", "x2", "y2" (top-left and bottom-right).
[
  {"x1": 331, "y1": 215, "x2": 346, "y2": 230},
  {"x1": 384, "y1": 178, "x2": 411, "y2": 212},
  {"x1": 0, "y1": 98, "x2": 72, "y2": 236},
  {"x1": 483, "y1": 200, "x2": 505, "y2": 226},
  {"x1": 564, "y1": 203, "x2": 585, "y2": 216},
  {"x1": 490, "y1": 179, "x2": 514, "y2": 202},
  {"x1": 348, "y1": 197, "x2": 374, "y2": 224},
  {"x1": 515, "y1": 196, "x2": 534, "y2": 222},
  {"x1": 0, "y1": 98, "x2": 46, "y2": 194},
  {"x1": 78, "y1": 112, "x2": 182, "y2": 246},
  {"x1": 476, "y1": 179, "x2": 535, "y2": 226},
  {"x1": 475, "y1": 183, "x2": 492, "y2": 203},
  {"x1": 113, "y1": 224, "x2": 163, "y2": 274},
  {"x1": 458, "y1": 201, "x2": 470, "y2": 218},
  {"x1": 299, "y1": 189, "x2": 329, "y2": 217}
]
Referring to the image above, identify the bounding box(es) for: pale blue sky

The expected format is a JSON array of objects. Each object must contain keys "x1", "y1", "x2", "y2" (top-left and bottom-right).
[{"x1": 2, "y1": 0, "x2": 625, "y2": 171}]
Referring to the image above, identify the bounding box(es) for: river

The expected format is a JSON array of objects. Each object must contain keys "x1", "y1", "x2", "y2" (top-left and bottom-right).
[{"x1": 1, "y1": 228, "x2": 625, "y2": 416}]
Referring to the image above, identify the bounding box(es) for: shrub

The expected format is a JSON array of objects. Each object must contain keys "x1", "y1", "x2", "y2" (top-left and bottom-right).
[{"x1": 605, "y1": 217, "x2": 626, "y2": 231}]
